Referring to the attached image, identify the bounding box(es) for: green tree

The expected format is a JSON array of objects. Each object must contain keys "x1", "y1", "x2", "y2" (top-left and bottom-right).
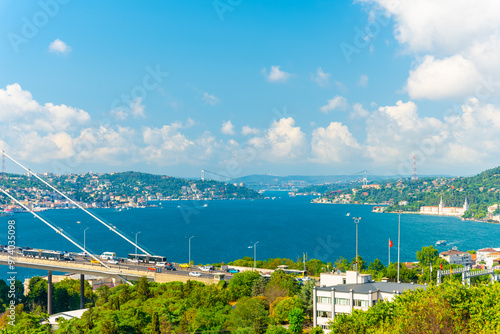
[
  {"x1": 228, "y1": 297, "x2": 269, "y2": 334},
  {"x1": 416, "y1": 245, "x2": 439, "y2": 266},
  {"x1": 298, "y1": 280, "x2": 315, "y2": 319},
  {"x1": 229, "y1": 270, "x2": 261, "y2": 300},
  {"x1": 271, "y1": 296, "x2": 303, "y2": 324},
  {"x1": 287, "y1": 308, "x2": 305, "y2": 334}
]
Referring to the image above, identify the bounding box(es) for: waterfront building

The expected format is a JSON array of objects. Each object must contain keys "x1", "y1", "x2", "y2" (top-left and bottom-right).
[
  {"x1": 419, "y1": 197, "x2": 469, "y2": 216},
  {"x1": 313, "y1": 271, "x2": 426, "y2": 332},
  {"x1": 439, "y1": 248, "x2": 473, "y2": 267}
]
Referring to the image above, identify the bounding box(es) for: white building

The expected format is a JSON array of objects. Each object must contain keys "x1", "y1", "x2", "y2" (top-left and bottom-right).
[
  {"x1": 439, "y1": 248, "x2": 473, "y2": 267},
  {"x1": 420, "y1": 197, "x2": 469, "y2": 216},
  {"x1": 313, "y1": 271, "x2": 426, "y2": 332}
]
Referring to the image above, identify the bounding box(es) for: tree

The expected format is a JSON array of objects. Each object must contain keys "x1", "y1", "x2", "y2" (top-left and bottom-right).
[
  {"x1": 367, "y1": 258, "x2": 385, "y2": 273},
  {"x1": 272, "y1": 296, "x2": 303, "y2": 324},
  {"x1": 288, "y1": 308, "x2": 305, "y2": 334},
  {"x1": 416, "y1": 245, "x2": 439, "y2": 266},
  {"x1": 228, "y1": 297, "x2": 269, "y2": 334},
  {"x1": 229, "y1": 271, "x2": 261, "y2": 300},
  {"x1": 298, "y1": 280, "x2": 315, "y2": 319}
]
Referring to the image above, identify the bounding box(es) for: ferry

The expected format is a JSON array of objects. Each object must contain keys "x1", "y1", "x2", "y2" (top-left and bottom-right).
[{"x1": 436, "y1": 240, "x2": 446, "y2": 246}]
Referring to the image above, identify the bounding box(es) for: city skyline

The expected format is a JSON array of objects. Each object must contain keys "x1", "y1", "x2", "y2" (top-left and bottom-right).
[{"x1": 1, "y1": 1, "x2": 500, "y2": 178}]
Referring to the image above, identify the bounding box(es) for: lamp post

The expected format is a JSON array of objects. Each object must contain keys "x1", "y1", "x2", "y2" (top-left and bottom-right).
[
  {"x1": 83, "y1": 227, "x2": 89, "y2": 254},
  {"x1": 397, "y1": 210, "x2": 402, "y2": 283},
  {"x1": 352, "y1": 217, "x2": 361, "y2": 278},
  {"x1": 189, "y1": 236, "x2": 194, "y2": 268},
  {"x1": 135, "y1": 231, "x2": 141, "y2": 260}
]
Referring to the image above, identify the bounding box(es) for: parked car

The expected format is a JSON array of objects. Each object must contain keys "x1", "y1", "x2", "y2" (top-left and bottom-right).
[{"x1": 189, "y1": 271, "x2": 202, "y2": 277}]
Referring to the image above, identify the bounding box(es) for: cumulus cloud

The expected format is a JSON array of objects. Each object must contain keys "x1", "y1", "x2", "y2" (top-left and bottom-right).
[
  {"x1": 262, "y1": 66, "x2": 291, "y2": 83},
  {"x1": 313, "y1": 67, "x2": 330, "y2": 87},
  {"x1": 203, "y1": 92, "x2": 220, "y2": 106},
  {"x1": 320, "y1": 96, "x2": 348, "y2": 113},
  {"x1": 48, "y1": 39, "x2": 71, "y2": 55},
  {"x1": 407, "y1": 55, "x2": 481, "y2": 100},
  {"x1": 351, "y1": 103, "x2": 370, "y2": 118},
  {"x1": 247, "y1": 118, "x2": 307, "y2": 162},
  {"x1": 221, "y1": 120, "x2": 235, "y2": 135},
  {"x1": 241, "y1": 125, "x2": 259, "y2": 136},
  {"x1": 363, "y1": 0, "x2": 500, "y2": 101},
  {"x1": 311, "y1": 122, "x2": 361, "y2": 163},
  {"x1": 130, "y1": 97, "x2": 145, "y2": 118}
]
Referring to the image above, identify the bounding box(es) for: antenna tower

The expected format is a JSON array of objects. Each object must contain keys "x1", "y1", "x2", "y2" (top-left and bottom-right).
[{"x1": 411, "y1": 155, "x2": 418, "y2": 181}]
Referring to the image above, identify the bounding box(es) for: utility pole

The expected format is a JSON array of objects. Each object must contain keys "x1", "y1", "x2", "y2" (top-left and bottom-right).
[
  {"x1": 189, "y1": 236, "x2": 194, "y2": 268},
  {"x1": 397, "y1": 211, "x2": 402, "y2": 283}
]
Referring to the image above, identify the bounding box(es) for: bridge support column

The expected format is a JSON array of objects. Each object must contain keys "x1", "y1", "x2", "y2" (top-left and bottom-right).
[
  {"x1": 80, "y1": 274, "x2": 85, "y2": 309},
  {"x1": 47, "y1": 270, "x2": 52, "y2": 315}
]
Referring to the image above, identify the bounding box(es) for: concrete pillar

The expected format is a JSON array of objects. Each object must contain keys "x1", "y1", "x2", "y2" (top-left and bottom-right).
[
  {"x1": 313, "y1": 287, "x2": 317, "y2": 327},
  {"x1": 47, "y1": 270, "x2": 52, "y2": 315},
  {"x1": 332, "y1": 288, "x2": 336, "y2": 318},
  {"x1": 80, "y1": 274, "x2": 85, "y2": 309}
]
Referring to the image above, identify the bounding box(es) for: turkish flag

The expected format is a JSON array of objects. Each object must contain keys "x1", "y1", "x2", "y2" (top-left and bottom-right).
[
  {"x1": 389, "y1": 239, "x2": 393, "y2": 248},
  {"x1": 440, "y1": 263, "x2": 443, "y2": 270}
]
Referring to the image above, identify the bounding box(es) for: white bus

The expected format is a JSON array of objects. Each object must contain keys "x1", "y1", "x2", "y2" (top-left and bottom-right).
[{"x1": 100, "y1": 251, "x2": 116, "y2": 260}]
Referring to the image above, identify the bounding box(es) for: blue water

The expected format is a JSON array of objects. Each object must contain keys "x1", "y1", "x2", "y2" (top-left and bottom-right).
[{"x1": 2, "y1": 193, "x2": 500, "y2": 281}]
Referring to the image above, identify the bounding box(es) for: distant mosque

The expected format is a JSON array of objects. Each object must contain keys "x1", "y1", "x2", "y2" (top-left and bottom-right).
[{"x1": 419, "y1": 197, "x2": 469, "y2": 217}]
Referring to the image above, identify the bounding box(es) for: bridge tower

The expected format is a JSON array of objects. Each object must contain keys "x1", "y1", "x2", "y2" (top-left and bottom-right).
[
  {"x1": 201, "y1": 169, "x2": 205, "y2": 181},
  {"x1": 1, "y1": 151, "x2": 5, "y2": 181},
  {"x1": 411, "y1": 155, "x2": 418, "y2": 181}
]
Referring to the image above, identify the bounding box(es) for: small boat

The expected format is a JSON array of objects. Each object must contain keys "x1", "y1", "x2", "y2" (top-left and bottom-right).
[
  {"x1": 346, "y1": 213, "x2": 350, "y2": 216},
  {"x1": 203, "y1": 204, "x2": 208, "y2": 207},
  {"x1": 436, "y1": 240, "x2": 446, "y2": 246}
]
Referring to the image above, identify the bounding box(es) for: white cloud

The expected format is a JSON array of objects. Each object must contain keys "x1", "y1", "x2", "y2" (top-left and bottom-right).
[
  {"x1": 110, "y1": 109, "x2": 128, "y2": 121},
  {"x1": 262, "y1": 66, "x2": 291, "y2": 83},
  {"x1": 203, "y1": 92, "x2": 220, "y2": 106},
  {"x1": 313, "y1": 67, "x2": 330, "y2": 87},
  {"x1": 48, "y1": 39, "x2": 71, "y2": 55},
  {"x1": 311, "y1": 122, "x2": 361, "y2": 163},
  {"x1": 221, "y1": 120, "x2": 235, "y2": 135},
  {"x1": 358, "y1": 75, "x2": 368, "y2": 87},
  {"x1": 407, "y1": 55, "x2": 481, "y2": 100},
  {"x1": 241, "y1": 125, "x2": 259, "y2": 136},
  {"x1": 351, "y1": 103, "x2": 370, "y2": 118},
  {"x1": 247, "y1": 117, "x2": 307, "y2": 162},
  {"x1": 320, "y1": 96, "x2": 348, "y2": 113}
]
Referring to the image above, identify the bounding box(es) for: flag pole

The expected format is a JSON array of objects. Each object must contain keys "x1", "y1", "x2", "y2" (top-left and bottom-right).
[{"x1": 388, "y1": 238, "x2": 390, "y2": 266}]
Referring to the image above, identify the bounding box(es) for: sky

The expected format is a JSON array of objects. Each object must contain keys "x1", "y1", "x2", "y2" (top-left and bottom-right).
[{"x1": 1, "y1": 0, "x2": 500, "y2": 179}]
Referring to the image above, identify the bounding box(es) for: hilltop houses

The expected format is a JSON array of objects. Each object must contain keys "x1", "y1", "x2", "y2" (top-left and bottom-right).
[{"x1": 419, "y1": 197, "x2": 469, "y2": 216}]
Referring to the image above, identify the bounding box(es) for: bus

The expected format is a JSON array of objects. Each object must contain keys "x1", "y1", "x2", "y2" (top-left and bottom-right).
[
  {"x1": 22, "y1": 249, "x2": 63, "y2": 260},
  {"x1": 128, "y1": 254, "x2": 167, "y2": 264}
]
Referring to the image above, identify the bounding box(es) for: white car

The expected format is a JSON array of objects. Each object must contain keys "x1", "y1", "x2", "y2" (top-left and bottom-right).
[
  {"x1": 127, "y1": 258, "x2": 139, "y2": 263},
  {"x1": 156, "y1": 262, "x2": 166, "y2": 267},
  {"x1": 108, "y1": 259, "x2": 119, "y2": 264},
  {"x1": 199, "y1": 266, "x2": 211, "y2": 272},
  {"x1": 188, "y1": 271, "x2": 202, "y2": 277}
]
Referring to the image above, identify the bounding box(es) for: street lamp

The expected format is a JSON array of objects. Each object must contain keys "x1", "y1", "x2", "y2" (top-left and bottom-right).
[
  {"x1": 83, "y1": 227, "x2": 89, "y2": 254},
  {"x1": 352, "y1": 217, "x2": 361, "y2": 277},
  {"x1": 248, "y1": 241, "x2": 259, "y2": 271},
  {"x1": 189, "y1": 236, "x2": 194, "y2": 268},
  {"x1": 397, "y1": 210, "x2": 402, "y2": 283},
  {"x1": 135, "y1": 231, "x2": 141, "y2": 260}
]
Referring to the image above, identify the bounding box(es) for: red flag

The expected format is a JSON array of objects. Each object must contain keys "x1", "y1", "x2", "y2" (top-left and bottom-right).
[
  {"x1": 389, "y1": 239, "x2": 393, "y2": 248},
  {"x1": 440, "y1": 263, "x2": 443, "y2": 270}
]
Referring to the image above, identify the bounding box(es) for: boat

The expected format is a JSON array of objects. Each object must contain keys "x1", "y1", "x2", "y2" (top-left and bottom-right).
[
  {"x1": 436, "y1": 240, "x2": 446, "y2": 246},
  {"x1": 346, "y1": 213, "x2": 350, "y2": 216}
]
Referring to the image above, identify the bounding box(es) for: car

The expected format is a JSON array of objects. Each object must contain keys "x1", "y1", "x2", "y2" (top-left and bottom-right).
[
  {"x1": 127, "y1": 258, "x2": 139, "y2": 263},
  {"x1": 156, "y1": 262, "x2": 169, "y2": 267},
  {"x1": 226, "y1": 268, "x2": 239, "y2": 274},
  {"x1": 65, "y1": 256, "x2": 76, "y2": 261},
  {"x1": 148, "y1": 267, "x2": 156, "y2": 271},
  {"x1": 77, "y1": 252, "x2": 88, "y2": 257},
  {"x1": 90, "y1": 259, "x2": 100, "y2": 264},
  {"x1": 179, "y1": 263, "x2": 190, "y2": 268},
  {"x1": 108, "y1": 259, "x2": 119, "y2": 264},
  {"x1": 165, "y1": 266, "x2": 176, "y2": 271},
  {"x1": 188, "y1": 271, "x2": 202, "y2": 277},
  {"x1": 199, "y1": 266, "x2": 214, "y2": 272}
]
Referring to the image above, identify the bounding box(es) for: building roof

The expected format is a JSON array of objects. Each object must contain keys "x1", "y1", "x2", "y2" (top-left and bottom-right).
[
  {"x1": 440, "y1": 250, "x2": 468, "y2": 256},
  {"x1": 316, "y1": 282, "x2": 426, "y2": 294},
  {"x1": 478, "y1": 248, "x2": 497, "y2": 252}
]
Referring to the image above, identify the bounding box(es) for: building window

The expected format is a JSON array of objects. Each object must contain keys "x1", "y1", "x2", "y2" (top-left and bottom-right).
[
  {"x1": 321, "y1": 325, "x2": 329, "y2": 330},
  {"x1": 317, "y1": 311, "x2": 332, "y2": 318},
  {"x1": 335, "y1": 298, "x2": 350, "y2": 306},
  {"x1": 316, "y1": 296, "x2": 331, "y2": 304},
  {"x1": 342, "y1": 278, "x2": 346, "y2": 284},
  {"x1": 354, "y1": 299, "x2": 369, "y2": 307}
]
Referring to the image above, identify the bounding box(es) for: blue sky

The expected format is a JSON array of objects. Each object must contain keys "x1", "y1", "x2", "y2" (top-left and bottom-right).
[{"x1": 1, "y1": 1, "x2": 500, "y2": 178}]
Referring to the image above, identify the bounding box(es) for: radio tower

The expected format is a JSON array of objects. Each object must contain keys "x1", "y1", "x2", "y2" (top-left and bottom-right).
[{"x1": 411, "y1": 155, "x2": 418, "y2": 181}]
